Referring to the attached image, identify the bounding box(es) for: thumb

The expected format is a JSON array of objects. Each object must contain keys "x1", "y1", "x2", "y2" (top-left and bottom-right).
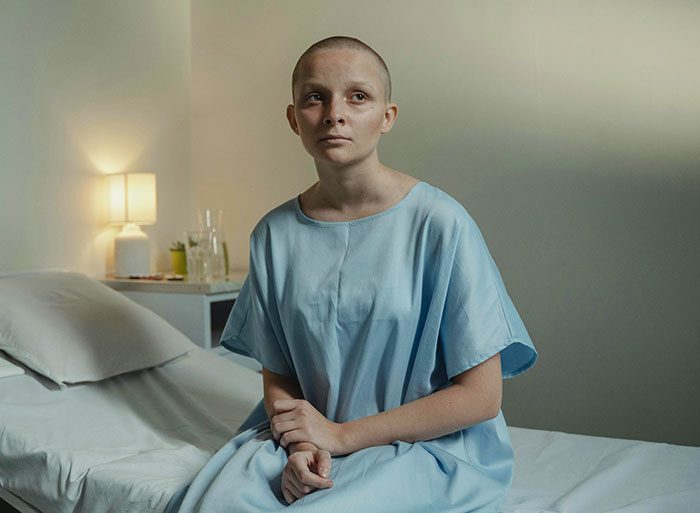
[{"x1": 315, "y1": 450, "x2": 332, "y2": 480}]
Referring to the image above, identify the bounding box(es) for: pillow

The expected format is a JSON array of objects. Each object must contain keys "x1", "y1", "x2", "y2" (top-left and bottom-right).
[
  {"x1": 0, "y1": 271, "x2": 196, "y2": 388},
  {"x1": 0, "y1": 268, "x2": 69, "y2": 278},
  {"x1": 0, "y1": 353, "x2": 25, "y2": 379}
]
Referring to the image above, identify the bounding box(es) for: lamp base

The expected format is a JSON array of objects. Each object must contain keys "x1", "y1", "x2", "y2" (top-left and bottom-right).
[{"x1": 114, "y1": 224, "x2": 150, "y2": 278}]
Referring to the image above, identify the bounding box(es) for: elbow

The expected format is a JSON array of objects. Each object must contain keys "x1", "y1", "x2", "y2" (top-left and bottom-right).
[
  {"x1": 453, "y1": 383, "x2": 501, "y2": 425},
  {"x1": 479, "y1": 388, "x2": 502, "y2": 422},
  {"x1": 484, "y1": 370, "x2": 503, "y2": 421},
  {"x1": 484, "y1": 398, "x2": 501, "y2": 421},
  {"x1": 451, "y1": 352, "x2": 503, "y2": 425},
  {"x1": 485, "y1": 386, "x2": 502, "y2": 421}
]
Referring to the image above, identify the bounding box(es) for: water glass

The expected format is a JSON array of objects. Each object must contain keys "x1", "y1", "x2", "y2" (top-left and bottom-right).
[
  {"x1": 197, "y1": 208, "x2": 229, "y2": 280},
  {"x1": 185, "y1": 231, "x2": 213, "y2": 283}
]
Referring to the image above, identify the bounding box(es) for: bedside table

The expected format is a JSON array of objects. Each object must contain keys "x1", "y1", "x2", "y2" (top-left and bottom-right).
[{"x1": 99, "y1": 272, "x2": 261, "y2": 372}]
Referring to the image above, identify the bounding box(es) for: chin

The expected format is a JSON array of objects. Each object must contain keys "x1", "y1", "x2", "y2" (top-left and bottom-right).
[
  {"x1": 310, "y1": 149, "x2": 356, "y2": 165},
  {"x1": 319, "y1": 158, "x2": 373, "y2": 171}
]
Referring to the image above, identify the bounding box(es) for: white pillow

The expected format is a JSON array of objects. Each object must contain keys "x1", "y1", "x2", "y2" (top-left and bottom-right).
[
  {"x1": 0, "y1": 353, "x2": 25, "y2": 378},
  {"x1": 0, "y1": 272, "x2": 196, "y2": 388}
]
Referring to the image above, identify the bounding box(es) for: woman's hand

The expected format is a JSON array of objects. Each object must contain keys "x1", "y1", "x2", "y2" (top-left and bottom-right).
[
  {"x1": 271, "y1": 399, "x2": 345, "y2": 455},
  {"x1": 281, "y1": 442, "x2": 333, "y2": 504}
]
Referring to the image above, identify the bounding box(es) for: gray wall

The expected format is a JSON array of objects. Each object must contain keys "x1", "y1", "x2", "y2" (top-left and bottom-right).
[{"x1": 191, "y1": 1, "x2": 700, "y2": 446}]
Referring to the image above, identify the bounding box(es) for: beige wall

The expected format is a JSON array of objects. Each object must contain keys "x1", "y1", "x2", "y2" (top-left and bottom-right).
[
  {"x1": 191, "y1": 1, "x2": 700, "y2": 446},
  {"x1": 0, "y1": 0, "x2": 192, "y2": 277}
]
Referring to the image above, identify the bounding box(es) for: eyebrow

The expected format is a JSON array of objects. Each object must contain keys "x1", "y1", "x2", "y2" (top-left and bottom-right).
[{"x1": 300, "y1": 81, "x2": 377, "y2": 92}]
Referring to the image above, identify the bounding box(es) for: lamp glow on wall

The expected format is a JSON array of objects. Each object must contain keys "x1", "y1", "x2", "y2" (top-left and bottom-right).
[{"x1": 107, "y1": 173, "x2": 157, "y2": 277}]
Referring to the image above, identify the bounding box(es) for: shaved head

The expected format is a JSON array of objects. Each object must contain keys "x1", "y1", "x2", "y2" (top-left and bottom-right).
[{"x1": 291, "y1": 36, "x2": 392, "y2": 104}]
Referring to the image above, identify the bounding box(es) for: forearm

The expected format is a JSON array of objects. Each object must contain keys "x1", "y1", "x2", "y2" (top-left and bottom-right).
[
  {"x1": 262, "y1": 367, "x2": 312, "y2": 455},
  {"x1": 339, "y1": 354, "x2": 502, "y2": 455},
  {"x1": 340, "y1": 384, "x2": 495, "y2": 453},
  {"x1": 262, "y1": 367, "x2": 303, "y2": 421}
]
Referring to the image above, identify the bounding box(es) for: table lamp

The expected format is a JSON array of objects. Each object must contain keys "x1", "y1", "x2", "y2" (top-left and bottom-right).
[{"x1": 107, "y1": 173, "x2": 157, "y2": 278}]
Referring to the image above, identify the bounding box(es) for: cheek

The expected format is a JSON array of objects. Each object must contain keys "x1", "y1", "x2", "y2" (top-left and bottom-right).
[
  {"x1": 357, "y1": 111, "x2": 387, "y2": 138},
  {"x1": 296, "y1": 115, "x2": 313, "y2": 133},
  {"x1": 294, "y1": 109, "x2": 318, "y2": 129},
  {"x1": 297, "y1": 122, "x2": 320, "y2": 146}
]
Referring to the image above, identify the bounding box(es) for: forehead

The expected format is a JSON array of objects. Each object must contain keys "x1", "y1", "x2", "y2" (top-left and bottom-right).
[{"x1": 295, "y1": 49, "x2": 384, "y2": 91}]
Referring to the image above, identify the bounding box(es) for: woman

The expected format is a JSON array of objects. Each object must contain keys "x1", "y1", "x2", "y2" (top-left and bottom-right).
[{"x1": 168, "y1": 36, "x2": 537, "y2": 513}]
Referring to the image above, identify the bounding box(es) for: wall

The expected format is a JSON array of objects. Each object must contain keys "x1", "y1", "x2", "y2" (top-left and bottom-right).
[
  {"x1": 191, "y1": 1, "x2": 700, "y2": 445},
  {"x1": 0, "y1": 0, "x2": 192, "y2": 277},
  {"x1": 0, "y1": 0, "x2": 697, "y2": 447}
]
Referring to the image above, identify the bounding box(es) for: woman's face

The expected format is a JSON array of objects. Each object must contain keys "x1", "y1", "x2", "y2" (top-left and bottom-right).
[{"x1": 287, "y1": 49, "x2": 397, "y2": 169}]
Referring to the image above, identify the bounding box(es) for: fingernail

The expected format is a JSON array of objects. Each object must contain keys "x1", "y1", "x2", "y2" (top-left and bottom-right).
[{"x1": 320, "y1": 468, "x2": 329, "y2": 478}]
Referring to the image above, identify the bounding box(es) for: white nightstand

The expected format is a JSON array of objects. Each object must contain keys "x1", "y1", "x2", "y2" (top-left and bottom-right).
[{"x1": 99, "y1": 272, "x2": 261, "y2": 372}]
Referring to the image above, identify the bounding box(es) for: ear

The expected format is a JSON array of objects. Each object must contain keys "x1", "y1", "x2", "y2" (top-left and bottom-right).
[
  {"x1": 380, "y1": 102, "x2": 398, "y2": 134},
  {"x1": 286, "y1": 104, "x2": 300, "y2": 135}
]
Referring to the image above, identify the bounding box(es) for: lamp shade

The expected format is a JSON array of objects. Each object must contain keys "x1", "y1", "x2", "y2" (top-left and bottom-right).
[{"x1": 107, "y1": 173, "x2": 157, "y2": 225}]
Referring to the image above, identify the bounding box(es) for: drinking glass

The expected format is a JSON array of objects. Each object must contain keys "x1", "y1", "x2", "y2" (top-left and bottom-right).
[
  {"x1": 185, "y1": 231, "x2": 213, "y2": 283},
  {"x1": 197, "y1": 209, "x2": 229, "y2": 281}
]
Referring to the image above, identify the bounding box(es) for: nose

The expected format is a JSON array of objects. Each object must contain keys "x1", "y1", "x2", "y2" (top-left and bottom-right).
[{"x1": 323, "y1": 96, "x2": 345, "y2": 126}]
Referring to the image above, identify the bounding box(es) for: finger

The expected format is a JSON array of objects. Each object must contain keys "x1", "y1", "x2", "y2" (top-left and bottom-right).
[
  {"x1": 295, "y1": 459, "x2": 333, "y2": 489},
  {"x1": 270, "y1": 419, "x2": 298, "y2": 440},
  {"x1": 286, "y1": 468, "x2": 314, "y2": 496},
  {"x1": 285, "y1": 476, "x2": 306, "y2": 499},
  {"x1": 281, "y1": 484, "x2": 296, "y2": 505},
  {"x1": 280, "y1": 429, "x2": 307, "y2": 448},
  {"x1": 288, "y1": 454, "x2": 310, "y2": 484},
  {"x1": 284, "y1": 466, "x2": 309, "y2": 499},
  {"x1": 272, "y1": 399, "x2": 302, "y2": 414},
  {"x1": 315, "y1": 451, "x2": 332, "y2": 479},
  {"x1": 271, "y1": 411, "x2": 298, "y2": 424}
]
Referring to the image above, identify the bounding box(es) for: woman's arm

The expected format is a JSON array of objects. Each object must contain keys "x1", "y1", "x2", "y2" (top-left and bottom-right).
[
  {"x1": 262, "y1": 367, "x2": 304, "y2": 419},
  {"x1": 271, "y1": 352, "x2": 502, "y2": 456},
  {"x1": 263, "y1": 368, "x2": 333, "y2": 503},
  {"x1": 340, "y1": 352, "x2": 502, "y2": 453},
  {"x1": 262, "y1": 367, "x2": 315, "y2": 457}
]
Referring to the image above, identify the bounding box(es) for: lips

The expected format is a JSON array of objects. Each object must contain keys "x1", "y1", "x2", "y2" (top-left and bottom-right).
[{"x1": 320, "y1": 135, "x2": 350, "y2": 141}]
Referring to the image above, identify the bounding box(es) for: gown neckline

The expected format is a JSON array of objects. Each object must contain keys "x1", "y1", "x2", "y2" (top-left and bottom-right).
[{"x1": 294, "y1": 181, "x2": 425, "y2": 226}]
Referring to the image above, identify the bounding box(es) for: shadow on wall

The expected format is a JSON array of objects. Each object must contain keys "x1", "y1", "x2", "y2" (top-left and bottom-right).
[{"x1": 488, "y1": 165, "x2": 700, "y2": 447}]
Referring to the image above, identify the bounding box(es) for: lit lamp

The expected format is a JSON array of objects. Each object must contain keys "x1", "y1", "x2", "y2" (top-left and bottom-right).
[{"x1": 107, "y1": 173, "x2": 157, "y2": 278}]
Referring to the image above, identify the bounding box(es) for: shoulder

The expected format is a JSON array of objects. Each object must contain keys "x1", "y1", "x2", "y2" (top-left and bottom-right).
[
  {"x1": 249, "y1": 196, "x2": 299, "y2": 247},
  {"x1": 411, "y1": 181, "x2": 476, "y2": 234}
]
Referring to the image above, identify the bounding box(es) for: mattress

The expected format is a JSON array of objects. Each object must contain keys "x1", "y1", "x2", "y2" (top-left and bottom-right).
[
  {"x1": 504, "y1": 427, "x2": 700, "y2": 512},
  {"x1": 0, "y1": 348, "x2": 263, "y2": 513},
  {"x1": 1, "y1": 348, "x2": 699, "y2": 513}
]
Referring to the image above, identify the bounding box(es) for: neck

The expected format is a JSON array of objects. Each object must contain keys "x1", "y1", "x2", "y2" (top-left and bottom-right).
[{"x1": 312, "y1": 153, "x2": 391, "y2": 210}]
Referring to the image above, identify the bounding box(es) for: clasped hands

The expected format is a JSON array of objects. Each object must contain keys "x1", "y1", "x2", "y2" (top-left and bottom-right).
[{"x1": 270, "y1": 399, "x2": 344, "y2": 504}]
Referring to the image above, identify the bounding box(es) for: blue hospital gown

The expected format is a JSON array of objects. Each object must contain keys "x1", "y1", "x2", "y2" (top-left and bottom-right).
[{"x1": 166, "y1": 181, "x2": 537, "y2": 513}]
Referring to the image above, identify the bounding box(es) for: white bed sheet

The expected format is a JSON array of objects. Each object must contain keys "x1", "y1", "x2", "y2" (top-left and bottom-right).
[
  {"x1": 1, "y1": 348, "x2": 699, "y2": 513},
  {"x1": 505, "y1": 426, "x2": 700, "y2": 513},
  {"x1": 0, "y1": 348, "x2": 262, "y2": 513}
]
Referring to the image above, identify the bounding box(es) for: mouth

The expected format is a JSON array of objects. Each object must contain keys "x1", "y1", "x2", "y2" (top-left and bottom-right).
[{"x1": 319, "y1": 135, "x2": 350, "y2": 142}]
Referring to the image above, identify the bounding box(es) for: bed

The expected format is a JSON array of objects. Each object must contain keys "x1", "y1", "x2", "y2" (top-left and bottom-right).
[
  {"x1": 0, "y1": 346, "x2": 262, "y2": 513},
  {"x1": 1, "y1": 271, "x2": 698, "y2": 513}
]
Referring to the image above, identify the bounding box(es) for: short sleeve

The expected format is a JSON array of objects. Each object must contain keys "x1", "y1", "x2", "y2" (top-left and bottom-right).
[
  {"x1": 220, "y1": 235, "x2": 295, "y2": 377},
  {"x1": 439, "y1": 217, "x2": 537, "y2": 380}
]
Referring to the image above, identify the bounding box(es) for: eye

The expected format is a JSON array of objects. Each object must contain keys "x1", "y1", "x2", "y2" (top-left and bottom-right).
[
  {"x1": 305, "y1": 93, "x2": 322, "y2": 103},
  {"x1": 350, "y1": 93, "x2": 367, "y2": 102}
]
